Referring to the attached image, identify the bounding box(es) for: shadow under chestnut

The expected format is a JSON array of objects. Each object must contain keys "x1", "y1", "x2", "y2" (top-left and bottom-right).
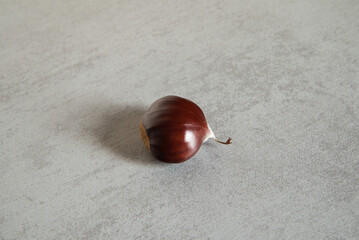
[{"x1": 93, "y1": 105, "x2": 159, "y2": 165}]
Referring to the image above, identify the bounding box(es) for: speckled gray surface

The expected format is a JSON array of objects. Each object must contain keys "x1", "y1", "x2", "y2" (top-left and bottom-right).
[{"x1": 1, "y1": 0, "x2": 359, "y2": 239}]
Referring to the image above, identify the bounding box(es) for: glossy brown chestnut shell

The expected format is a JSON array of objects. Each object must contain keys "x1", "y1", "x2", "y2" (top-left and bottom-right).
[{"x1": 140, "y1": 96, "x2": 231, "y2": 163}]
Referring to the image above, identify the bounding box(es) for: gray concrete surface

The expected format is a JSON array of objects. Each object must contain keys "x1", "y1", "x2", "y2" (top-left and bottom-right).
[{"x1": 1, "y1": 0, "x2": 359, "y2": 239}]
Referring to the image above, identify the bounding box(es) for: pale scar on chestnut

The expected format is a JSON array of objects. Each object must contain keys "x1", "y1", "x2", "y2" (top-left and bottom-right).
[{"x1": 140, "y1": 119, "x2": 150, "y2": 152}]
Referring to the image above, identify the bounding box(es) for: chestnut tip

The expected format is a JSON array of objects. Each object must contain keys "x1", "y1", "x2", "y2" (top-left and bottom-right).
[{"x1": 225, "y1": 137, "x2": 233, "y2": 144}]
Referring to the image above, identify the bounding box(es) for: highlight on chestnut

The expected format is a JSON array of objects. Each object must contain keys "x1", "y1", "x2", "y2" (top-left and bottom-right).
[{"x1": 140, "y1": 95, "x2": 232, "y2": 163}]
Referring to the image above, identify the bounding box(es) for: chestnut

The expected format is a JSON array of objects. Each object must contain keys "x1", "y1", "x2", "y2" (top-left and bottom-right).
[{"x1": 140, "y1": 96, "x2": 232, "y2": 163}]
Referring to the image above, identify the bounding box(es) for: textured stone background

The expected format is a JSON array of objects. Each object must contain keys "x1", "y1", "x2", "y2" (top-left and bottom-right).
[{"x1": 1, "y1": 0, "x2": 358, "y2": 239}]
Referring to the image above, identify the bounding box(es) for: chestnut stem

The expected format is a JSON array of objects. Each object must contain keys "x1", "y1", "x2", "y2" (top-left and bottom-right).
[{"x1": 213, "y1": 137, "x2": 232, "y2": 145}]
